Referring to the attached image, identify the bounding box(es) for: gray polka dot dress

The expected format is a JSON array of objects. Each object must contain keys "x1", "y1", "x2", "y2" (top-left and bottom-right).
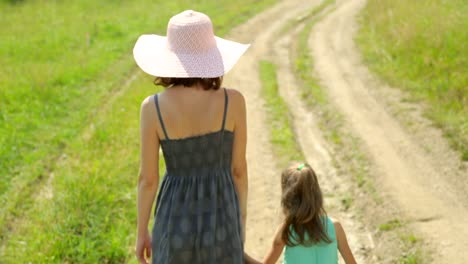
[{"x1": 151, "y1": 89, "x2": 244, "y2": 264}]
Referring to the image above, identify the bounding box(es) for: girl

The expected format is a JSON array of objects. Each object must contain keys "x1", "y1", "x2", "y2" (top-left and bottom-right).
[{"x1": 249, "y1": 163, "x2": 357, "y2": 264}]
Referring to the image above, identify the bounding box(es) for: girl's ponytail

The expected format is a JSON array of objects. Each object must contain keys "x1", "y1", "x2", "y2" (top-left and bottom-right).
[{"x1": 280, "y1": 163, "x2": 331, "y2": 246}]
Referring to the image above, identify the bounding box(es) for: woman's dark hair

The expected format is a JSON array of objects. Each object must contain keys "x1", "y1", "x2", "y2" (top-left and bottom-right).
[
  {"x1": 280, "y1": 163, "x2": 331, "y2": 246},
  {"x1": 154, "y1": 77, "x2": 223, "y2": 90}
]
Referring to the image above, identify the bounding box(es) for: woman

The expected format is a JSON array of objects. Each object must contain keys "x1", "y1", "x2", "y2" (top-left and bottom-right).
[{"x1": 134, "y1": 10, "x2": 249, "y2": 264}]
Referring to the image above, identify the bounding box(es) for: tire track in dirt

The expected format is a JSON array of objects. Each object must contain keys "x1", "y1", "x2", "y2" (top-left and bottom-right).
[
  {"x1": 310, "y1": 0, "x2": 468, "y2": 262},
  {"x1": 271, "y1": 7, "x2": 375, "y2": 263},
  {"x1": 223, "y1": 0, "x2": 373, "y2": 262}
]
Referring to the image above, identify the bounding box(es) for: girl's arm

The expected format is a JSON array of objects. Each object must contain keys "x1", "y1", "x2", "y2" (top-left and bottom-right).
[
  {"x1": 136, "y1": 96, "x2": 160, "y2": 264},
  {"x1": 230, "y1": 90, "x2": 248, "y2": 241},
  {"x1": 263, "y1": 224, "x2": 286, "y2": 264},
  {"x1": 333, "y1": 219, "x2": 357, "y2": 264}
]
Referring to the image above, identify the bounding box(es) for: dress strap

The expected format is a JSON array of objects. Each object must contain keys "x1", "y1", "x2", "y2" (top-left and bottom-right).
[
  {"x1": 219, "y1": 88, "x2": 228, "y2": 168},
  {"x1": 221, "y1": 88, "x2": 229, "y2": 131},
  {"x1": 153, "y1": 94, "x2": 169, "y2": 140}
]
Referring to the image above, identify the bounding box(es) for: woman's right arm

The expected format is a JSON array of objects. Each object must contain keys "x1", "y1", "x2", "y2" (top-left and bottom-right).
[
  {"x1": 136, "y1": 96, "x2": 160, "y2": 264},
  {"x1": 230, "y1": 90, "x2": 248, "y2": 242}
]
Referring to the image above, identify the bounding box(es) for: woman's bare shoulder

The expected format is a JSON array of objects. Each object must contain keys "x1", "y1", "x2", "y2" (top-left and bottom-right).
[
  {"x1": 140, "y1": 95, "x2": 155, "y2": 110},
  {"x1": 225, "y1": 88, "x2": 245, "y2": 106}
]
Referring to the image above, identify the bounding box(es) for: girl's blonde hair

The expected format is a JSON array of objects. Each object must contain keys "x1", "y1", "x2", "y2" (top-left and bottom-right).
[{"x1": 281, "y1": 163, "x2": 331, "y2": 246}]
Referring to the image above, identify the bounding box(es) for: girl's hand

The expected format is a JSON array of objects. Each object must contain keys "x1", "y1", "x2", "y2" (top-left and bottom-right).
[{"x1": 136, "y1": 232, "x2": 152, "y2": 264}]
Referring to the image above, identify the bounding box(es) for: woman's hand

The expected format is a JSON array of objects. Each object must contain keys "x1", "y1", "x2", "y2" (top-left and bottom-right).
[{"x1": 136, "y1": 231, "x2": 152, "y2": 264}]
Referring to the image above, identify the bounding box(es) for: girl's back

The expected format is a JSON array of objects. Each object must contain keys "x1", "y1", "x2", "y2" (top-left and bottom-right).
[
  {"x1": 284, "y1": 217, "x2": 338, "y2": 264},
  {"x1": 254, "y1": 163, "x2": 356, "y2": 264}
]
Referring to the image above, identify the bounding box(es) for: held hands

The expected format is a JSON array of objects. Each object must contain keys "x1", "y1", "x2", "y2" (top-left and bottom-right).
[
  {"x1": 136, "y1": 231, "x2": 152, "y2": 264},
  {"x1": 244, "y1": 252, "x2": 262, "y2": 264},
  {"x1": 136, "y1": 234, "x2": 260, "y2": 264}
]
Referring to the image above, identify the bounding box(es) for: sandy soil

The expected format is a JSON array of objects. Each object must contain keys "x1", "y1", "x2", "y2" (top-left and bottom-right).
[{"x1": 224, "y1": 0, "x2": 468, "y2": 263}]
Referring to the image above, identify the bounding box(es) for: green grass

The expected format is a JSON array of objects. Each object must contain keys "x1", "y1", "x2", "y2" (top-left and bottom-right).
[
  {"x1": 0, "y1": 0, "x2": 277, "y2": 262},
  {"x1": 341, "y1": 195, "x2": 354, "y2": 210},
  {"x1": 294, "y1": 0, "x2": 335, "y2": 107},
  {"x1": 399, "y1": 250, "x2": 424, "y2": 264},
  {"x1": 259, "y1": 61, "x2": 304, "y2": 168},
  {"x1": 0, "y1": 75, "x2": 161, "y2": 263},
  {"x1": 399, "y1": 255, "x2": 421, "y2": 264},
  {"x1": 401, "y1": 234, "x2": 419, "y2": 245},
  {"x1": 357, "y1": 0, "x2": 468, "y2": 160},
  {"x1": 377, "y1": 220, "x2": 425, "y2": 263},
  {"x1": 397, "y1": 233, "x2": 424, "y2": 263},
  {"x1": 378, "y1": 219, "x2": 403, "y2": 231}
]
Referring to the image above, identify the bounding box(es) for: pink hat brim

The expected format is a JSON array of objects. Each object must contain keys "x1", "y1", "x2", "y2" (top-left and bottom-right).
[{"x1": 133, "y1": 34, "x2": 250, "y2": 78}]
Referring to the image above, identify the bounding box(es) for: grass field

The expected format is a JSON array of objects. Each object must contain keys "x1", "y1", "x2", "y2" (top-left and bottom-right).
[
  {"x1": 357, "y1": 0, "x2": 468, "y2": 160},
  {"x1": 0, "y1": 0, "x2": 276, "y2": 262}
]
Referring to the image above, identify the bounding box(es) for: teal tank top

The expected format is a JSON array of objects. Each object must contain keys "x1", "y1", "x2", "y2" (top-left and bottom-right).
[{"x1": 283, "y1": 217, "x2": 338, "y2": 264}]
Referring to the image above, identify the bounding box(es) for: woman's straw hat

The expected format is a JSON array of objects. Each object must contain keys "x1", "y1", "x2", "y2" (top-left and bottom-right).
[{"x1": 133, "y1": 10, "x2": 250, "y2": 78}]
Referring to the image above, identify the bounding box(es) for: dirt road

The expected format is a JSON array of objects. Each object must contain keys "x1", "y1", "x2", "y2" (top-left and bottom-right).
[
  {"x1": 224, "y1": 0, "x2": 467, "y2": 263},
  {"x1": 224, "y1": 0, "x2": 372, "y2": 262}
]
